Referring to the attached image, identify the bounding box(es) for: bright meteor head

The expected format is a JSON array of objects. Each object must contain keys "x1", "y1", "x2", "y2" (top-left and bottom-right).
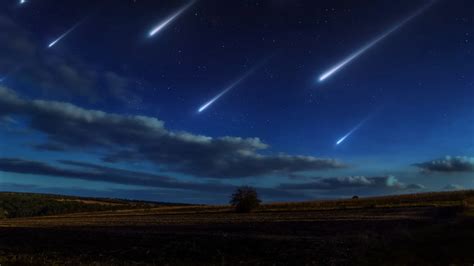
[
  {"x1": 198, "y1": 100, "x2": 213, "y2": 113},
  {"x1": 335, "y1": 114, "x2": 375, "y2": 146},
  {"x1": 148, "y1": 0, "x2": 196, "y2": 38},
  {"x1": 48, "y1": 39, "x2": 59, "y2": 48},
  {"x1": 336, "y1": 136, "x2": 347, "y2": 146},
  {"x1": 197, "y1": 58, "x2": 271, "y2": 114},
  {"x1": 317, "y1": 1, "x2": 434, "y2": 83},
  {"x1": 48, "y1": 20, "x2": 84, "y2": 48},
  {"x1": 197, "y1": 84, "x2": 234, "y2": 113}
]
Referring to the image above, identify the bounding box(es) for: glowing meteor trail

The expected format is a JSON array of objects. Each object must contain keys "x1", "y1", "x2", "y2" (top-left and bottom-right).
[
  {"x1": 318, "y1": 1, "x2": 435, "y2": 82},
  {"x1": 48, "y1": 21, "x2": 85, "y2": 48},
  {"x1": 198, "y1": 60, "x2": 268, "y2": 113},
  {"x1": 0, "y1": 65, "x2": 23, "y2": 83},
  {"x1": 336, "y1": 116, "x2": 373, "y2": 146},
  {"x1": 197, "y1": 74, "x2": 247, "y2": 113},
  {"x1": 148, "y1": 0, "x2": 196, "y2": 37}
]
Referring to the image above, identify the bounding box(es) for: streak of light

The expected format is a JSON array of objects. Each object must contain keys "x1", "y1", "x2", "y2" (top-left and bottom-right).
[
  {"x1": 198, "y1": 58, "x2": 270, "y2": 113},
  {"x1": 335, "y1": 115, "x2": 373, "y2": 146},
  {"x1": 148, "y1": 0, "x2": 196, "y2": 37},
  {"x1": 48, "y1": 20, "x2": 85, "y2": 48},
  {"x1": 318, "y1": 1, "x2": 435, "y2": 82}
]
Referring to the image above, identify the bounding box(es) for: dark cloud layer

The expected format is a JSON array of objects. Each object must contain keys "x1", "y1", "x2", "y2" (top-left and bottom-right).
[
  {"x1": 415, "y1": 156, "x2": 474, "y2": 173},
  {"x1": 0, "y1": 157, "x2": 301, "y2": 201},
  {"x1": 0, "y1": 158, "x2": 230, "y2": 192},
  {"x1": 278, "y1": 175, "x2": 423, "y2": 191},
  {"x1": 443, "y1": 184, "x2": 464, "y2": 190},
  {"x1": 0, "y1": 87, "x2": 345, "y2": 178}
]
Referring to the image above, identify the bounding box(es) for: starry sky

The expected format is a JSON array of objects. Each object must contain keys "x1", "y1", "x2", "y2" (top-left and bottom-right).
[{"x1": 0, "y1": 0, "x2": 473, "y2": 204}]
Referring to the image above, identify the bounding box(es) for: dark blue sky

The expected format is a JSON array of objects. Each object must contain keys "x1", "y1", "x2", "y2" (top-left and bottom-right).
[{"x1": 0, "y1": 0, "x2": 473, "y2": 203}]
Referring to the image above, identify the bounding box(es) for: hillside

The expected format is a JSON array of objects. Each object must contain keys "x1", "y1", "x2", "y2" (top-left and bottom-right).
[{"x1": 0, "y1": 192, "x2": 188, "y2": 219}]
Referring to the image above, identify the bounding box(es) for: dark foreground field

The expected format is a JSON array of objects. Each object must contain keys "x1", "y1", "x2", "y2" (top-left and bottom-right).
[{"x1": 1, "y1": 191, "x2": 474, "y2": 265}]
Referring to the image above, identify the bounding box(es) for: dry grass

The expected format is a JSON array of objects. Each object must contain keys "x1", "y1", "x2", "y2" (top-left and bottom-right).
[{"x1": 53, "y1": 198, "x2": 126, "y2": 206}]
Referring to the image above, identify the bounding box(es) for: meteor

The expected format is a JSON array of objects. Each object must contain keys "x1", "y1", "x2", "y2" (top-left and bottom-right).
[
  {"x1": 148, "y1": 0, "x2": 196, "y2": 38},
  {"x1": 198, "y1": 60, "x2": 269, "y2": 113},
  {"x1": 197, "y1": 74, "x2": 248, "y2": 113},
  {"x1": 20, "y1": 0, "x2": 26, "y2": 4},
  {"x1": 336, "y1": 116, "x2": 373, "y2": 146},
  {"x1": 0, "y1": 65, "x2": 23, "y2": 83},
  {"x1": 318, "y1": 1, "x2": 435, "y2": 82},
  {"x1": 48, "y1": 20, "x2": 85, "y2": 48}
]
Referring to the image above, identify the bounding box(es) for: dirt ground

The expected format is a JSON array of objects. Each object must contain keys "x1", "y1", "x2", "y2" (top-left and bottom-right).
[{"x1": 1, "y1": 204, "x2": 473, "y2": 265}]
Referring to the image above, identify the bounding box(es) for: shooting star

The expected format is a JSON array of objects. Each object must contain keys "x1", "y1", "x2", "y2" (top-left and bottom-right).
[
  {"x1": 318, "y1": 1, "x2": 435, "y2": 82},
  {"x1": 148, "y1": 0, "x2": 196, "y2": 38},
  {"x1": 0, "y1": 65, "x2": 23, "y2": 83},
  {"x1": 19, "y1": 0, "x2": 26, "y2": 5},
  {"x1": 198, "y1": 59, "x2": 269, "y2": 113},
  {"x1": 0, "y1": 74, "x2": 9, "y2": 83},
  {"x1": 336, "y1": 115, "x2": 373, "y2": 146},
  {"x1": 48, "y1": 20, "x2": 85, "y2": 48}
]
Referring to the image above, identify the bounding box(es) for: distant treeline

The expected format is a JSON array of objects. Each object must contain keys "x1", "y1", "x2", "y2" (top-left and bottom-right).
[
  {"x1": 260, "y1": 190, "x2": 474, "y2": 212},
  {"x1": 0, "y1": 192, "x2": 188, "y2": 218}
]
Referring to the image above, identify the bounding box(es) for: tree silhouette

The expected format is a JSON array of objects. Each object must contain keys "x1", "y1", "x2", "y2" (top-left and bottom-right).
[{"x1": 230, "y1": 186, "x2": 261, "y2": 213}]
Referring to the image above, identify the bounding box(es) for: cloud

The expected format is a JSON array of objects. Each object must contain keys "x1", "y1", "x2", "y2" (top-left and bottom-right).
[
  {"x1": 0, "y1": 182, "x2": 39, "y2": 191},
  {"x1": 443, "y1": 184, "x2": 464, "y2": 190},
  {"x1": 0, "y1": 15, "x2": 138, "y2": 104},
  {"x1": 405, "y1": 183, "x2": 425, "y2": 190},
  {"x1": 0, "y1": 87, "x2": 345, "y2": 178},
  {"x1": 278, "y1": 175, "x2": 423, "y2": 191},
  {"x1": 0, "y1": 158, "x2": 303, "y2": 202},
  {"x1": 31, "y1": 143, "x2": 67, "y2": 152},
  {"x1": 414, "y1": 156, "x2": 474, "y2": 173},
  {"x1": 0, "y1": 157, "x2": 229, "y2": 192}
]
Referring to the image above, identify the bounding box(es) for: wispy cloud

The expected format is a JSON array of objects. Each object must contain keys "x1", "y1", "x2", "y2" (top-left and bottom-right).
[
  {"x1": 278, "y1": 175, "x2": 423, "y2": 191},
  {"x1": 0, "y1": 87, "x2": 345, "y2": 178},
  {"x1": 0, "y1": 158, "x2": 303, "y2": 202},
  {"x1": 414, "y1": 156, "x2": 474, "y2": 173}
]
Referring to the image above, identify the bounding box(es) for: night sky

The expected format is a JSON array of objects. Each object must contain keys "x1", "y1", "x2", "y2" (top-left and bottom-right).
[{"x1": 0, "y1": 0, "x2": 473, "y2": 203}]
